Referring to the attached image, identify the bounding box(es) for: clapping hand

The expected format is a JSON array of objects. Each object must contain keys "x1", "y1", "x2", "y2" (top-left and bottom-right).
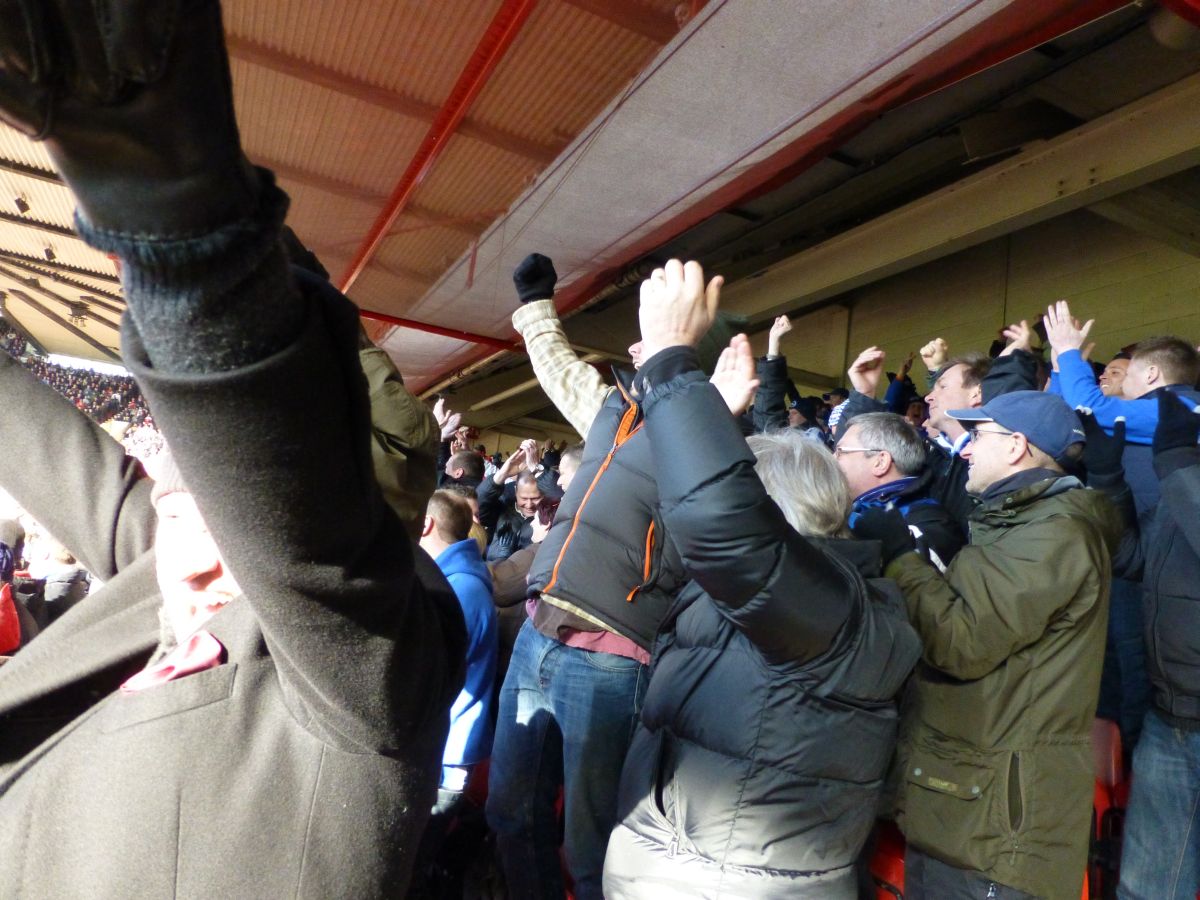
[
  {"x1": 638, "y1": 260, "x2": 724, "y2": 361},
  {"x1": 709, "y1": 334, "x2": 760, "y2": 416},
  {"x1": 433, "y1": 398, "x2": 463, "y2": 441}
]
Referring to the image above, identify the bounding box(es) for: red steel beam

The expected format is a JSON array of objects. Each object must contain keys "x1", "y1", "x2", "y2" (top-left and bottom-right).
[
  {"x1": 339, "y1": 0, "x2": 538, "y2": 296},
  {"x1": 414, "y1": 0, "x2": 1131, "y2": 392},
  {"x1": 359, "y1": 308, "x2": 519, "y2": 352}
]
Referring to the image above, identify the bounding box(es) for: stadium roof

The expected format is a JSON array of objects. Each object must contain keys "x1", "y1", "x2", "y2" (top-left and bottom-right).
[{"x1": 1, "y1": 0, "x2": 1197, "y2": 401}]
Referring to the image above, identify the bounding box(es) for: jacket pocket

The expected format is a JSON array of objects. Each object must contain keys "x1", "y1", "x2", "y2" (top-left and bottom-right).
[
  {"x1": 100, "y1": 663, "x2": 237, "y2": 732},
  {"x1": 902, "y1": 743, "x2": 1005, "y2": 874}
]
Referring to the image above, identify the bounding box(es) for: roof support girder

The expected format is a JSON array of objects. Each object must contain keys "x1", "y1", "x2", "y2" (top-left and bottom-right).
[{"x1": 720, "y1": 71, "x2": 1200, "y2": 322}]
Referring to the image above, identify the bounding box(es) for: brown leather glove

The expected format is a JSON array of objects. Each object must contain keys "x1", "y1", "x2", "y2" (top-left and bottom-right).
[{"x1": 0, "y1": 0, "x2": 259, "y2": 236}]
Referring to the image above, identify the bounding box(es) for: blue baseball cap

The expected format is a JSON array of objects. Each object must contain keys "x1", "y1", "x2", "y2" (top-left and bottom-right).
[{"x1": 948, "y1": 391, "x2": 1085, "y2": 461}]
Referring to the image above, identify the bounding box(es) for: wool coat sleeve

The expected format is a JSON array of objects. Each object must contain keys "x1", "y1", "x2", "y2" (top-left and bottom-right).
[
  {"x1": 640, "y1": 349, "x2": 855, "y2": 666},
  {"x1": 0, "y1": 352, "x2": 155, "y2": 580},
  {"x1": 885, "y1": 510, "x2": 1110, "y2": 680},
  {"x1": 90, "y1": 179, "x2": 466, "y2": 753}
]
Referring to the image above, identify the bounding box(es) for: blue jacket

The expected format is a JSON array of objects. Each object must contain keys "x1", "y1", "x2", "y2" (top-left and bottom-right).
[
  {"x1": 434, "y1": 540, "x2": 498, "y2": 778},
  {"x1": 1049, "y1": 352, "x2": 1200, "y2": 520},
  {"x1": 1051, "y1": 350, "x2": 1200, "y2": 444}
]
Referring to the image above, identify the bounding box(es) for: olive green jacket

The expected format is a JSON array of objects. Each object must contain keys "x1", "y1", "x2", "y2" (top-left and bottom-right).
[
  {"x1": 886, "y1": 476, "x2": 1122, "y2": 899},
  {"x1": 360, "y1": 346, "x2": 439, "y2": 539}
]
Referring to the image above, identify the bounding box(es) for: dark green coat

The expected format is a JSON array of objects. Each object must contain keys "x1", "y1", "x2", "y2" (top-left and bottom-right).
[{"x1": 886, "y1": 476, "x2": 1122, "y2": 900}]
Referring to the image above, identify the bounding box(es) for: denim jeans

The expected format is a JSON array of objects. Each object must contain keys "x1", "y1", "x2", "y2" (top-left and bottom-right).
[
  {"x1": 1096, "y1": 578, "x2": 1150, "y2": 752},
  {"x1": 486, "y1": 619, "x2": 648, "y2": 900},
  {"x1": 1118, "y1": 710, "x2": 1200, "y2": 899}
]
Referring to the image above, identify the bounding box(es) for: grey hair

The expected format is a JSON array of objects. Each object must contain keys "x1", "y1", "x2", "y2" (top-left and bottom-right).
[
  {"x1": 746, "y1": 431, "x2": 851, "y2": 538},
  {"x1": 842, "y1": 412, "x2": 927, "y2": 476}
]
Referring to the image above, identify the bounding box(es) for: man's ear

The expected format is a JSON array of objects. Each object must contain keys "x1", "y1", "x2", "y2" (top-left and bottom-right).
[
  {"x1": 1144, "y1": 364, "x2": 1161, "y2": 387},
  {"x1": 1009, "y1": 433, "x2": 1032, "y2": 465},
  {"x1": 967, "y1": 384, "x2": 983, "y2": 407},
  {"x1": 421, "y1": 516, "x2": 435, "y2": 538},
  {"x1": 871, "y1": 450, "x2": 893, "y2": 477}
]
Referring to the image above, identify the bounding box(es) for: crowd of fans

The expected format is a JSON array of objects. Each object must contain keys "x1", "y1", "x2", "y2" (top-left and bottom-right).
[
  {"x1": 3, "y1": 12, "x2": 1200, "y2": 900},
  {"x1": 0, "y1": 322, "x2": 160, "y2": 464}
]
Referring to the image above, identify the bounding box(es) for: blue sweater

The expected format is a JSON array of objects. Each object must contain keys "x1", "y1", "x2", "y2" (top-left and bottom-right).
[{"x1": 434, "y1": 539, "x2": 498, "y2": 778}]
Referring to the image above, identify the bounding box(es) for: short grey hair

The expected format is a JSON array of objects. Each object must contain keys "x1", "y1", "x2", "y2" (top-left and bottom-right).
[
  {"x1": 746, "y1": 431, "x2": 850, "y2": 538},
  {"x1": 842, "y1": 412, "x2": 927, "y2": 476}
]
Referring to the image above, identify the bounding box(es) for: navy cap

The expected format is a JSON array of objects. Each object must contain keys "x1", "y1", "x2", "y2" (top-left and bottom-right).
[{"x1": 948, "y1": 390, "x2": 1085, "y2": 461}]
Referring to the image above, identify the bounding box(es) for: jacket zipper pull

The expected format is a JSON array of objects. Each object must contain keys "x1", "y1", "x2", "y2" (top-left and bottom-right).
[
  {"x1": 986, "y1": 884, "x2": 998, "y2": 900},
  {"x1": 667, "y1": 838, "x2": 678, "y2": 859}
]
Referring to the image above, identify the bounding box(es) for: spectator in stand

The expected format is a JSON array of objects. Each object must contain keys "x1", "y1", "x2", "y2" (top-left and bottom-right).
[
  {"x1": 603, "y1": 262, "x2": 919, "y2": 899},
  {"x1": 1098, "y1": 353, "x2": 1131, "y2": 398},
  {"x1": 492, "y1": 252, "x2": 750, "y2": 898},
  {"x1": 836, "y1": 412, "x2": 964, "y2": 571},
  {"x1": 0, "y1": 10, "x2": 464, "y2": 897},
  {"x1": 844, "y1": 323, "x2": 1041, "y2": 531},
  {"x1": 853, "y1": 391, "x2": 1122, "y2": 899},
  {"x1": 476, "y1": 439, "x2": 544, "y2": 563},
  {"x1": 754, "y1": 315, "x2": 827, "y2": 442},
  {"x1": 440, "y1": 483, "x2": 489, "y2": 556},
  {"x1": 417, "y1": 490, "x2": 497, "y2": 816},
  {"x1": 1046, "y1": 307, "x2": 1200, "y2": 751},
  {"x1": 1081, "y1": 394, "x2": 1200, "y2": 899},
  {"x1": 905, "y1": 397, "x2": 928, "y2": 429},
  {"x1": 1045, "y1": 301, "x2": 1200, "y2": 518}
]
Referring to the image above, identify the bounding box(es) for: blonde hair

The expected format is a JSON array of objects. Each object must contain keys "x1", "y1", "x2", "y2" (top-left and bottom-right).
[{"x1": 746, "y1": 431, "x2": 850, "y2": 537}]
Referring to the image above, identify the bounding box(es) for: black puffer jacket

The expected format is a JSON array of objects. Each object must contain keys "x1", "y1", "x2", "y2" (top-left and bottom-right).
[
  {"x1": 603, "y1": 350, "x2": 921, "y2": 899},
  {"x1": 527, "y1": 370, "x2": 685, "y2": 650},
  {"x1": 1108, "y1": 443, "x2": 1200, "y2": 725}
]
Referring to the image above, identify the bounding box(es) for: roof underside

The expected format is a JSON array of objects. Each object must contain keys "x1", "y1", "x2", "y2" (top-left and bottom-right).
[{"x1": 1, "y1": 0, "x2": 1197, "y2": 407}]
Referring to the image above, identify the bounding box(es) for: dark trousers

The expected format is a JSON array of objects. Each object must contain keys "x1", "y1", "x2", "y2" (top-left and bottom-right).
[{"x1": 904, "y1": 848, "x2": 1038, "y2": 900}]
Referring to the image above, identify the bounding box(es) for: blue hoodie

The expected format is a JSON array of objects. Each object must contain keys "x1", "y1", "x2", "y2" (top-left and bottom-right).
[{"x1": 433, "y1": 539, "x2": 498, "y2": 782}]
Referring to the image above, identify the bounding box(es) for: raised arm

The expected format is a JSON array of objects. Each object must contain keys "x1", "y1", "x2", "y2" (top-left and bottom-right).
[
  {"x1": 636, "y1": 263, "x2": 855, "y2": 665},
  {"x1": 5, "y1": 4, "x2": 463, "y2": 751},
  {"x1": 510, "y1": 254, "x2": 612, "y2": 437},
  {"x1": 0, "y1": 353, "x2": 155, "y2": 580}
]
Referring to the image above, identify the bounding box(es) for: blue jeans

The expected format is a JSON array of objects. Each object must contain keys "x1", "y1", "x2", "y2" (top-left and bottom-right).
[
  {"x1": 486, "y1": 620, "x2": 648, "y2": 900},
  {"x1": 1118, "y1": 711, "x2": 1200, "y2": 899}
]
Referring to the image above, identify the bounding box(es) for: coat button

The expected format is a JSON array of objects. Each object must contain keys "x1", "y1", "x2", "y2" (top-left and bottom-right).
[
  {"x1": 913, "y1": 768, "x2": 922, "y2": 776},
  {"x1": 972, "y1": 786, "x2": 981, "y2": 794}
]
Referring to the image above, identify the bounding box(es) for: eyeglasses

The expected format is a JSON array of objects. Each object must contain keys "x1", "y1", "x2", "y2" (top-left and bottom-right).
[
  {"x1": 967, "y1": 426, "x2": 1015, "y2": 443},
  {"x1": 833, "y1": 446, "x2": 880, "y2": 458}
]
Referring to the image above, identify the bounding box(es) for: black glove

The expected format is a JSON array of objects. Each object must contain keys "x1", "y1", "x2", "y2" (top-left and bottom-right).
[
  {"x1": 1153, "y1": 391, "x2": 1200, "y2": 457},
  {"x1": 1079, "y1": 410, "x2": 1126, "y2": 487},
  {"x1": 0, "y1": 0, "x2": 259, "y2": 236},
  {"x1": 850, "y1": 506, "x2": 916, "y2": 566},
  {"x1": 513, "y1": 253, "x2": 558, "y2": 303}
]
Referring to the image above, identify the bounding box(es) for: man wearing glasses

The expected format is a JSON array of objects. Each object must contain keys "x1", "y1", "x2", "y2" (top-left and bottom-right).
[{"x1": 853, "y1": 391, "x2": 1123, "y2": 899}]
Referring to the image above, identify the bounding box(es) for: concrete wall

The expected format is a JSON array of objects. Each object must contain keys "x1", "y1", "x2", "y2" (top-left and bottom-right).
[{"x1": 765, "y1": 209, "x2": 1200, "y2": 394}]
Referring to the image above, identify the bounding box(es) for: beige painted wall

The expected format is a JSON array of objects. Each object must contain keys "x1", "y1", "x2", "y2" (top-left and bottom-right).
[{"x1": 762, "y1": 209, "x2": 1200, "y2": 394}]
